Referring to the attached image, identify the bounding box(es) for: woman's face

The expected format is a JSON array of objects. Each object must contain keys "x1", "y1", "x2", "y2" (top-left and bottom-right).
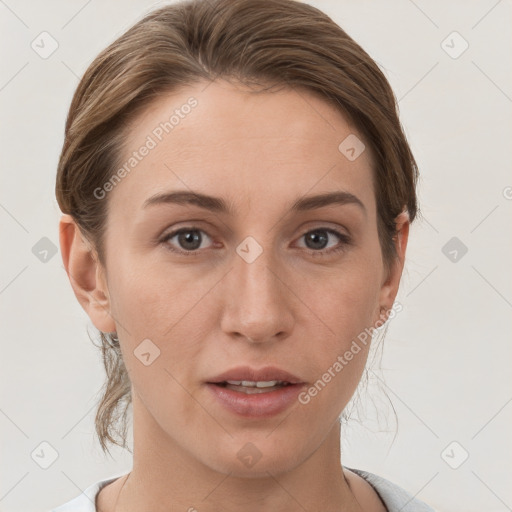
[{"x1": 71, "y1": 79, "x2": 407, "y2": 476}]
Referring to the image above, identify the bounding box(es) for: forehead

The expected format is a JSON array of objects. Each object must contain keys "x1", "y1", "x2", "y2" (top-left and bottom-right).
[{"x1": 109, "y1": 79, "x2": 375, "y2": 219}]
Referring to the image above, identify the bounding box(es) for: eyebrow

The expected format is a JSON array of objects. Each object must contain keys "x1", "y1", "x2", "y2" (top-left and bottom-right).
[{"x1": 142, "y1": 190, "x2": 366, "y2": 217}]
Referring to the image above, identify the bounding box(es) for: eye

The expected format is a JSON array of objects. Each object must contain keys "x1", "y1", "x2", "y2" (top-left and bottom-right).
[
  {"x1": 161, "y1": 227, "x2": 214, "y2": 256},
  {"x1": 160, "y1": 226, "x2": 351, "y2": 257},
  {"x1": 296, "y1": 228, "x2": 351, "y2": 256}
]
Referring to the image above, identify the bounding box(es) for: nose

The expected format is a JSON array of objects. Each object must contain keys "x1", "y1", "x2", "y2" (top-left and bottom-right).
[{"x1": 220, "y1": 244, "x2": 294, "y2": 344}]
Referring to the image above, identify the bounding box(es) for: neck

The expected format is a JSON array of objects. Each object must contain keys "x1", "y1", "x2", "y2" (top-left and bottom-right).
[{"x1": 113, "y1": 392, "x2": 362, "y2": 512}]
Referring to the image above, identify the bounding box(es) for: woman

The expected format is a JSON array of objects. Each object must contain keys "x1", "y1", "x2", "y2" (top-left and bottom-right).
[{"x1": 52, "y1": 0, "x2": 434, "y2": 510}]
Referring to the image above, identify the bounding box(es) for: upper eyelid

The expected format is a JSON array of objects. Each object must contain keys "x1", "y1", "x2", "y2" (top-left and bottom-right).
[{"x1": 162, "y1": 223, "x2": 349, "y2": 237}]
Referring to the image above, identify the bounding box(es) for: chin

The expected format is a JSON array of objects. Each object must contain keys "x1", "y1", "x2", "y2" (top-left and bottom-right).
[{"x1": 198, "y1": 435, "x2": 305, "y2": 479}]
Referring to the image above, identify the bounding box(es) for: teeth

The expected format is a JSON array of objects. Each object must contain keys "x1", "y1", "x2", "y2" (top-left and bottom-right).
[{"x1": 226, "y1": 380, "x2": 284, "y2": 388}]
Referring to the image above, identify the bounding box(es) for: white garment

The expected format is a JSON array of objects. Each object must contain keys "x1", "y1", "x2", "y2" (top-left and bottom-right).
[{"x1": 49, "y1": 467, "x2": 435, "y2": 512}]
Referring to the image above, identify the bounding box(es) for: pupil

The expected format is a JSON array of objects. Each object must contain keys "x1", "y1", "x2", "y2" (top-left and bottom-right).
[
  {"x1": 179, "y1": 231, "x2": 201, "y2": 250},
  {"x1": 306, "y1": 230, "x2": 328, "y2": 250}
]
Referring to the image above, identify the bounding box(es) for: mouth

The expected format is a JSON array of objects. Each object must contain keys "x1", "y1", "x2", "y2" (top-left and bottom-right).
[
  {"x1": 207, "y1": 365, "x2": 304, "y2": 387},
  {"x1": 211, "y1": 380, "x2": 295, "y2": 394},
  {"x1": 205, "y1": 366, "x2": 306, "y2": 417}
]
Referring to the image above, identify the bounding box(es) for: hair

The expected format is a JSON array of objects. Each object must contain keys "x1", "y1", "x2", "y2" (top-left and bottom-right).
[{"x1": 55, "y1": 0, "x2": 420, "y2": 456}]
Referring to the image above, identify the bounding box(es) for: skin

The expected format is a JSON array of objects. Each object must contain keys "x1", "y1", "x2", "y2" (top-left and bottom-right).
[{"x1": 60, "y1": 79, "x2": 409, "y2": 512}]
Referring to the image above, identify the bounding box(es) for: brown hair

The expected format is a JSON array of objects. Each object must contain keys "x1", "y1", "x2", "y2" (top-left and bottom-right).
[{"x1": 56, "y1": 0, "x2": 420, "y2": 456}]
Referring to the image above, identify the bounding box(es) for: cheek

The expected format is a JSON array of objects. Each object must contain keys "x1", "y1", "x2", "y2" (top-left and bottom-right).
[
  {"x1": 107, "y1": 254, "x2": 195, "y2": 336},
  {"x1": 314, "y1": 259, "x2": 381, "y2": 340},
  {"x1": 108, "y1": 263, "x2": 208, "y2": 418},
  {"x1": 106, "y1": 257, "x2": 220, "y2": 381},
  {"x1": 300, "y1": 254, "x2": 382, "y2": 386},
  {"x1": 296, "y1": 274, "x2": 378, "y2": 418}
]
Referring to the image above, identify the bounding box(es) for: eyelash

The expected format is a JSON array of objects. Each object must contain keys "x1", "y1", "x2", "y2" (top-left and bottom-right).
[{"x1": 159, "y1": 226, "x2": 351, "y2": 258}]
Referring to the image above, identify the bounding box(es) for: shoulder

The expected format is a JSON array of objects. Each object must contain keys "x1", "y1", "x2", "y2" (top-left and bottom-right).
[
  {"x1": 345, "y1": 467, "x2": 436, "y2": 512},
  {"x1": 48, "y1": 474, "x2": 125, "y2": 512}
]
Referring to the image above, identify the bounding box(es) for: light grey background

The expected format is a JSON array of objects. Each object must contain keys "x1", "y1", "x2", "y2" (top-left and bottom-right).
[{"x1": 1, "y1": 1, "x2": 511, "y2": 511}]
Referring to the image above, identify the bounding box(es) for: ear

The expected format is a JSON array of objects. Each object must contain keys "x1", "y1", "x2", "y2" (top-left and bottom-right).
[
  {"x1": 59, "y1": 214, "x2": 116, "y2": 333},
  {"x1": 375, "y1": 210, "x2": 410, "y2": 324}
]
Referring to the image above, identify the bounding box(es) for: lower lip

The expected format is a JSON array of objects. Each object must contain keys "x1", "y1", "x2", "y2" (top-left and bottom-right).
[{"x1": 206, "y1": 383, "x2": 305, "y2": 418}]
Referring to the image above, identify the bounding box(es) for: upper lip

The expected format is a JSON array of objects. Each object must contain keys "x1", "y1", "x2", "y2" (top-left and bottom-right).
[{"x1": 207, "y1": 366, "x2": 304, "y2": 384}]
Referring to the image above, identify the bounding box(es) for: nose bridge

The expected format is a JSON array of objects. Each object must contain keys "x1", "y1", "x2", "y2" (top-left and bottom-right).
[{"x1": 222, "y1": 237, "x2": 292, "y2": 342}]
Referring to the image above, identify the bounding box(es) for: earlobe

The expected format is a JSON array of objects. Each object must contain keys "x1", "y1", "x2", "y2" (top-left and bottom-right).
[{"x1": 59, "y1": 214, "x2": 116, "y2": 333}]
